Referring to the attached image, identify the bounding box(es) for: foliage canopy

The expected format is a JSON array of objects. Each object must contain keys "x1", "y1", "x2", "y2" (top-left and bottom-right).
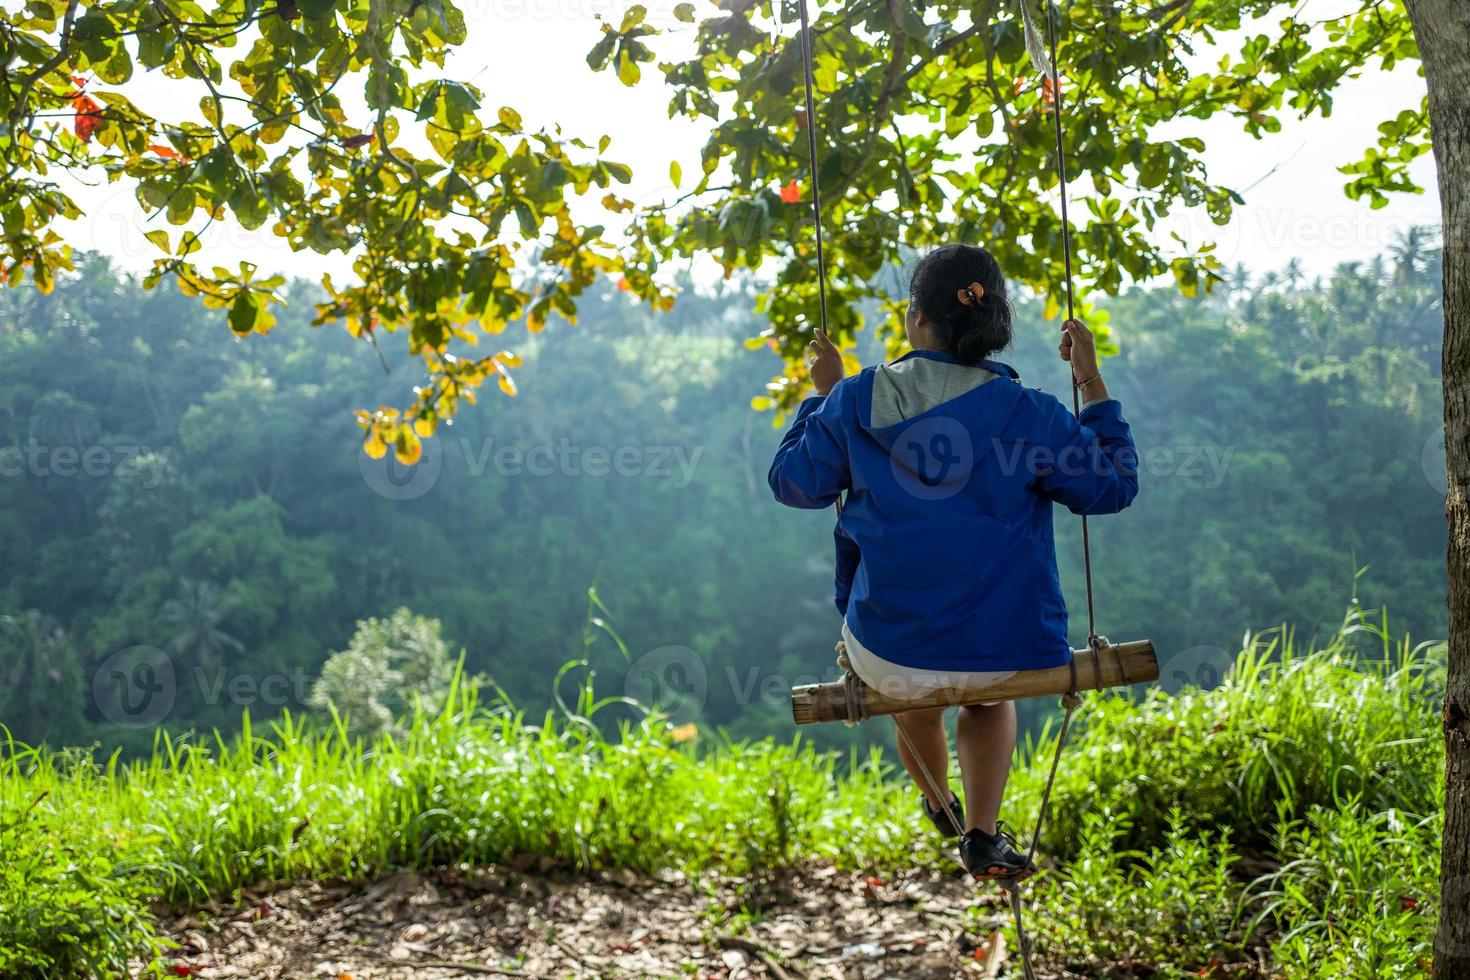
[{"x1": 0, "y1": 0, "x2": 1432, "y2": 433}]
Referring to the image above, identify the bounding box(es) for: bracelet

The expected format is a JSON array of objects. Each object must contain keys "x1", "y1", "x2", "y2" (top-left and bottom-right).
[{"x1": 1073, "y1": 372, "x2": 1101, "y2": 390}]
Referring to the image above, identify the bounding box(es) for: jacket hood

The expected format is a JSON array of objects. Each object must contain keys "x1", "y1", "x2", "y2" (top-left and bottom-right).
[{"x1": 858, "y1": 353, "x2": 1026, "y2": 482}]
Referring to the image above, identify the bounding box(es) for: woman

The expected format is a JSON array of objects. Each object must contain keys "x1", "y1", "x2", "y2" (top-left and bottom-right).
[{"x1": 768, "y1": 243, "x2": 1139, "y2": 879}]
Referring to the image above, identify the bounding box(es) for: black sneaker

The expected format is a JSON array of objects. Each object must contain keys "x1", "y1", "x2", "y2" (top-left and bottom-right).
[
  {"x1": 922, "y1": 793, "x2": 966, "y2": 838},
  {"x1": 959, "y1": 825, "x2": 1037, "y2": 881}
]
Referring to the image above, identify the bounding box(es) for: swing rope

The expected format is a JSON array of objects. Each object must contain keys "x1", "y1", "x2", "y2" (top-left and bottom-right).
[
  {"x1": 794, "y1": 1, "x2": 1096, "y2": 976},
  {"x1": 795, "y1": 0, "x2": 830, "y2": 338},
  {"x1": 1043, "y1": 0, "x2": 1101, "y2": 646}
]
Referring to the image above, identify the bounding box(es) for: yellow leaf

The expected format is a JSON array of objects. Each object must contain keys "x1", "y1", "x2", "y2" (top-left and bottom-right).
[
  {"x1": 498, "y1": 372, "x2": 518, "y2": 396},
  {"x1": 363, "y1": 432, "x2": 388, "y2": 460},
  {"x1": 393, "y1": 430, "x2": 423, "y2": 465},
  {"x1": 1042, "y1": 293, "x2": 1061, "y2": 320}
]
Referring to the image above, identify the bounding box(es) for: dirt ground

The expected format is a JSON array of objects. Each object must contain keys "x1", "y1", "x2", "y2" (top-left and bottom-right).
[{"x1": 149, "y1": 862, "x2": 1043, "y2": 979}]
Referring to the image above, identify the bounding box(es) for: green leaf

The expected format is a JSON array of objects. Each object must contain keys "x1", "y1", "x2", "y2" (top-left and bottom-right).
[
  {"x1": 587, "y1": 34, "x2": 616, "y2": 70},
  {"x1": 297, "y1": 0, "x2": 336, "y2": 17},
  {"x1": 228, "y1": 290, "x2": 262, "y2": 335},
  {"x1": 616, "y1": 49, "x2": 641, "y2": 86},
  {"x1": 890, "y1": 0, "x2": 927, "y2": 40},
  {"x1": 618, "y1": 4, "x2": 647, "y2": 32}
]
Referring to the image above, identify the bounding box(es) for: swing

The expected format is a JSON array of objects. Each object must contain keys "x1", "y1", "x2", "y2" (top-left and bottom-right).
[
  {"x1": 780, "y1": 2, "x2": 1158, "y2": 976},
  {"x1": 783, "y1": 0, "x2": 1157, "y2": 722}
]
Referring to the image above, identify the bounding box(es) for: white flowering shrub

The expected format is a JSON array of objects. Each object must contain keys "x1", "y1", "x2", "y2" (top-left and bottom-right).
[{"x1": 308, "y1": 608, "x2": 458, "y2": 737}]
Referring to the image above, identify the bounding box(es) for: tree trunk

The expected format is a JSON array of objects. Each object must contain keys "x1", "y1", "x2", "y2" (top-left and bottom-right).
[{"x1": 1405, "y1": 0, "x2": 1470, "y2": 975}]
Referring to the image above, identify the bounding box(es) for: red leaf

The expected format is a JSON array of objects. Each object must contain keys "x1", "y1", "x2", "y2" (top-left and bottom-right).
[
  {"x1": 149, "y1": 144, "x2": 186, "y2": 161},
  {"x1": 1041, "y1": 75, "x2": 1058, "y2": 107},
  {"x1": 779, "y1": 180, "x2": 801, "y2": 204},
  {"x1": 616, "y1": 276, "x2": 631, "y2": 292},
  {"x1": 72, "y1": 94, "x2": 103, "y2": 142}
]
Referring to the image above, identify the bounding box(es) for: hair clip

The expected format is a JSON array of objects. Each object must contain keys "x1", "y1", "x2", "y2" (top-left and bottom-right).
[{"x1": 956, "y1": 281, "x2": 986, "y2": 306}]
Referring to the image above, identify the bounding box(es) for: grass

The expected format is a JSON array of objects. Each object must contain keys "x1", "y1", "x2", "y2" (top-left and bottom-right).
[{"x1": 0, "y1": 602, "x2": 1447, "y2": 978}]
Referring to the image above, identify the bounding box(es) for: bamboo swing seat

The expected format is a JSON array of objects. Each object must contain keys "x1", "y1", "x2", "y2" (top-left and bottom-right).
[{"x1": 790, "y1": 638, "x2": 1158, "y2": 726}]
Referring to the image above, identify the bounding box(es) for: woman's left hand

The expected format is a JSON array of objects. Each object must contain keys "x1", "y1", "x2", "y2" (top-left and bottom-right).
[
  {"x1": 808, "y1": 329, "x2": 845, "y2": 396},
  {"x1": 1058, "y1": 318, "x2": 1100, "y2": 382}
]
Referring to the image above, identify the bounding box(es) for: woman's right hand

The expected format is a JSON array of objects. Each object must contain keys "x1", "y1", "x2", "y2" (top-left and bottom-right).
[
  {"x1": 808, "y1": 329, "x2": 845, "y2": 396},
  {"x1": 1058, "y1": 318, "x2": 1099, "y2": 382}
]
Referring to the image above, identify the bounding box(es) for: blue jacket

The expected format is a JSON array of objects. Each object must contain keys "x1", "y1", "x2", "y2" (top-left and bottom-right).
[{"x1": 769, "y1": 350, "x2": 1138, "y2": 672}]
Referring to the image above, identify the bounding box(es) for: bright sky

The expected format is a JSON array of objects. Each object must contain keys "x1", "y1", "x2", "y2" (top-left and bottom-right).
[{"x1": 54, "y1": 0, "x2": 1440, "y2": 287}]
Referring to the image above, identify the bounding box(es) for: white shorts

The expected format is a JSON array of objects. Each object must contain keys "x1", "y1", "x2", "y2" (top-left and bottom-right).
[{"x1": 842, "y1": 621, "x2": 1016, "y2": 707}]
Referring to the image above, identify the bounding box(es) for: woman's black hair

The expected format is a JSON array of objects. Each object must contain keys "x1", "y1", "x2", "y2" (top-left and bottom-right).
[{"x1": 907, "y1": 243, "x2": 1013, "y2": 366}]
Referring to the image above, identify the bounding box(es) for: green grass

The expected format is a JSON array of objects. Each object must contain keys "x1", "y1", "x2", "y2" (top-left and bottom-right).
[{"x1": 0, "y1": 604, "x2": 1447, "y2": 978}]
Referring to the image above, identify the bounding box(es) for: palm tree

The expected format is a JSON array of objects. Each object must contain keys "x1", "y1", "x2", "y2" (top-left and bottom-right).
[
  {"x1": 1221, "y1": 263, "x2": 1252, "y2": 296},
  {"x1": 0, "y1": 610, "x2": 67, "y2": 690},
  {"x1": 158, "y1": 580, "x2": 244, "y2": 674},
  {"x1": 1389, "y1": 225, "x2": 1438, "y2": 286},
  {"x1": 1283, "y1": 257, "x2": 1306, "y2": 291},
  {"x1": 0, "y1": 611, "x2": 77, "y2": 742}
]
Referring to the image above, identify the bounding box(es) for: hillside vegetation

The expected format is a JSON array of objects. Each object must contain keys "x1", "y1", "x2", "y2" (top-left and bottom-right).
[
  {"x1": 0, "y1": 605, "x2": 1444, "y2": 978},
  {"x1": 0, "y1": 242, "x2": 1447, "y2": 757}
]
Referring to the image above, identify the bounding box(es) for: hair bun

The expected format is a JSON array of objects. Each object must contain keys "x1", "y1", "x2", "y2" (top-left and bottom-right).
[{"x1": 909, "y1": 244, "x2": 1013, "y2": 366}]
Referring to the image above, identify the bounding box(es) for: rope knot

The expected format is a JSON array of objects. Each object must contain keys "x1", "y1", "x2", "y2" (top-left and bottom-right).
[
  {"x1": 834, "y1": 640, "x2": 865, "y2": 726},
  {"x1": 834, "y1": 639, "x2": 853, "y2": 675}
]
